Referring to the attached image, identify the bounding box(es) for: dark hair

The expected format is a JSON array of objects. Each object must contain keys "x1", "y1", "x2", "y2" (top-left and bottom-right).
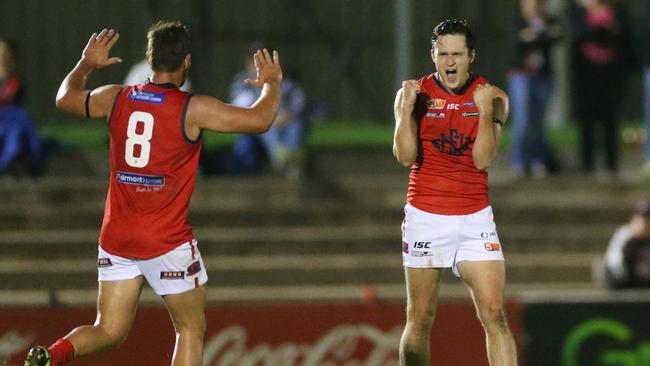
[
  {"x1": 146, "y1": 20, "x2": 191, "y2": 72},
  {"x1": 431, "y1": 19, "x2": 476, "y2": 52}
]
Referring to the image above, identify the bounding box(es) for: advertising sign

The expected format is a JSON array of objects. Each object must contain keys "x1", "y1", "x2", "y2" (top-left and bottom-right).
[
  {"x1": 524, "y1": 301, "x2": 650, "y2": 366},
  {"x1": 1, "y1": 301, "x2": 520, "y2": 365}
]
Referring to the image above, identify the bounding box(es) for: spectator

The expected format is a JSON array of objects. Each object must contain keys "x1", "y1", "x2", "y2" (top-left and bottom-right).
[
  {"x1": 570, "y1": 0, "x2": 637, "y2": 176},
  {"x1": 124, "y1": 58, "x2": 192, "y2": 92},
  {"x1": 230, "y1": 43, "x2": 308, "y2": 180},
  {"x1": 508, "y1": 0, "x2": 562, "y2": 178},
  {"x1": 0, "y1": 37, "x2": 44, "y2": 176},
  {"x1": 604, "y1": 201, "x2": 650, "y2": 288}
]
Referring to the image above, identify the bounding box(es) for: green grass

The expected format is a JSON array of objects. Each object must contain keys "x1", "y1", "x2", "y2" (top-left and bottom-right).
[
  {"x1": 37, "y1": 118, "x2": 641, "y2": 152},
  {"x1": 38, "y1": 119, "x2": 397, "y2": 151}
]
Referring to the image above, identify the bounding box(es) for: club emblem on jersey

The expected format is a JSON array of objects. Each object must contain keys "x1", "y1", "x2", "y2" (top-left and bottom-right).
[
  {"x1": 484, "y1": 242, "x2": 501, "y2": 251},
  {"x1": 402, "y1": 241, "x2": 409, "y2": 254},
  {"x1": 431, "y1": 129, "x2": 475, "y2": 156},
  {"x1": 426, "y1": 98, "x2": 446, "y2": 110}
]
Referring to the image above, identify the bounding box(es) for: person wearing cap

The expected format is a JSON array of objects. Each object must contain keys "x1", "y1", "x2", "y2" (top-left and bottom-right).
[{"x1": 604, "y1": 201, "x2": 650, "y2": 288}]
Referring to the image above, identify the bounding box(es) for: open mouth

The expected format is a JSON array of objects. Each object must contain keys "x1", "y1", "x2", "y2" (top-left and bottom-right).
[{"x1": 445, "y1": 69, "x2": 458, "y2": 83}]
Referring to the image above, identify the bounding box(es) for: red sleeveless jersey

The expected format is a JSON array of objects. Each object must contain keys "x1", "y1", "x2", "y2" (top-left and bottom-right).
[
  {"x1": 406, "y1": 73, "x2": 490, "y2": 215},
  {"x1": 99, "y1": 82, "x2": 200, "y2": 259}
]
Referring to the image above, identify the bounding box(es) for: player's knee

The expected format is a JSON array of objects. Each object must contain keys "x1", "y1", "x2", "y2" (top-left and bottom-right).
[
  {"x1": 174, "y1": 315, "x2": 206, "y2": 337},
  {"x1": 406, "y1": 306, "x2": 436, "y2": 334},
  {"x1": 478, "y1": 301, "x2": 508, "y2": 333},
  {"x1": 94, "y1": 321, "x2": 131, "y2": 351},
  {"x1": 103, "y1": 328, "x2": 129, "y2": 351}
]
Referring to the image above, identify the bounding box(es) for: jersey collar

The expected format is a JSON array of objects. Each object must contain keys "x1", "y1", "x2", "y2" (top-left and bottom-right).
[
  {"x1": 145, "y1": 78, "x2": 177, "y2": 89},
  {"x1": 433, "y1": 73, "x2": 476, "y2": 96}
]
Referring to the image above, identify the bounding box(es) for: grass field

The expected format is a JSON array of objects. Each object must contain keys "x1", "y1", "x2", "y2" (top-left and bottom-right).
[{"x1": 37, "y1": 118, "x2": 643, "y2": 152}]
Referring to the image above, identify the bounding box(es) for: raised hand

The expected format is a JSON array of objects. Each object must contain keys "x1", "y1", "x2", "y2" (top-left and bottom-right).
[
  {"x1": 473, "y1": 83, "x2": 495, "y2": 113},
  {"x1": 244, "y1": 49, "x2": 283, "y2": 88},
  {"x1": 401, "y1": 80, "x2": 420, "y2": 108},
  {"x1": 81, "y1": 29, "x2": 122, "y2": 69}
]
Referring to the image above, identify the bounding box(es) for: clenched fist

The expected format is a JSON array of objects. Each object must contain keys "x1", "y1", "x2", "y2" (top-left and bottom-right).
[
  {"x1": 401, "y1": 80, "x2": 420, "y2": 109},
  {"x1": 473, "y1": 83, "x2": 495, "y2": 114}
]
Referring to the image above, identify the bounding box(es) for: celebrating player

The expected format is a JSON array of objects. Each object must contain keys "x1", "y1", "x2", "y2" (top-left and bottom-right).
[
  {"x1": 24, "y1": 21, "x2": 282, "y2": 366},
  {"x1": 394, "y1": 19, "x2": 517, "y2": 365}
]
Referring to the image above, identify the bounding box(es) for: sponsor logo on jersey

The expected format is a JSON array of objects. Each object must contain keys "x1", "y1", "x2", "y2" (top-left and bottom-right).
[
  {"x1": 462, "y1": 111, "x2": 480, "y2": 117},
  {"x1": 402, "y1": 241, "x2": 409, "y2": 254},
  {"x1": 446, "y1": 103, "x2": 460, "y2": 110},
  {"x1": 484, "y1": 242, "x2": 501, "y2": 251},
  {"x1": 463, "y1": 101, "x2": 475, "y2": 106},
  {"x1": 160, "y1": 271, "x2": 185, "y2": 280},
  {"x1": 128, "y1": 89, "x2": 165, "y2": 104},
  {"x1": 426, "y1": 98, "x2": 446, "y2": 110},
  {"x1": 481, "y1": 232, "x2": 489, "y2": 239},
  {"x1": 116, "y1": 172, "x2": 165, "y2": 187},
  {"x1": 187, "y1": 261, "x2": 202, "y2": 276},
  {"x1": 97, "y1": 258, "x2": 113, "y2": 267},
  {"x1": 426, "y1": 112, "x2": 445, "y2": 119}
]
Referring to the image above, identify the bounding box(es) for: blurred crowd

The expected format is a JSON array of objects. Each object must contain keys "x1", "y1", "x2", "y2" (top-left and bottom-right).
[
  {"x1": 509, "y1": 0, "x2": 645, "y2": 180},
  {"x1": 0, "y1": 0, "x2": 649, "y2": 181}
]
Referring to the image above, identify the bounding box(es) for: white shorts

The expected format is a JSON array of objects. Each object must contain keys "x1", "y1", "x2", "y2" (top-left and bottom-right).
[
  {"x1": 401, "y1": 203, "x2": 504, "y2": 277},
  {"x1": 97, "y1": 239, "x2": 208, "y2": 296}
]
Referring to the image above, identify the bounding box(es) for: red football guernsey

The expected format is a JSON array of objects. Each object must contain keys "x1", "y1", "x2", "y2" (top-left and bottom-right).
[
  {"x1": 406, "y1": 73, "x2": 490, "y2": 215},
  {"x1": 99, "y1": 81, "x2": 200, "y2": 259}
]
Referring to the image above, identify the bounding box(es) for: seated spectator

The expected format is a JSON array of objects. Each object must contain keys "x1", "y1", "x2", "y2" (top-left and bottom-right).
[
  {"x1": 0, "y1": 37, "x2": 44, "y2": 176},
  {"x1": 604, "y1": 201, "x2": 650, "y2": 288},
  {"x1": 229, "y1": 43, "x2": 308, "y2": 180}
]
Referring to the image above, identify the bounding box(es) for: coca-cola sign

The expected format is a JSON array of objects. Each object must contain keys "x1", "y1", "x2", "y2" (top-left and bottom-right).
[
  {"x1": 203, "y1": 324, "x2": 401, "y2": 365},
  {"x1": 1, "y1": 302, "x2": 520, "y2": 365}
]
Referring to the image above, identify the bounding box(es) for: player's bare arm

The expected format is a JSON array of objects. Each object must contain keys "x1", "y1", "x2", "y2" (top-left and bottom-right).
[
  {"x1": 393, "y1": 80, "x2": 420, "y2": 166},
  {"x1": 472, "y1": 84, "x2": 509, "y2": 170},
  {"x1": 185, "y1": 49, "x2": 282, "y2": 140},
  {"x1": 56, "y1": 29, "x2": 123, "y2": 118}
]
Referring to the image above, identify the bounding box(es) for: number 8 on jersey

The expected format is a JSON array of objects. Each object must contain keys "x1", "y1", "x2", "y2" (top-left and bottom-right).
[{"x1": 125, "y1": 111, "x2": 154, "y2": 168}]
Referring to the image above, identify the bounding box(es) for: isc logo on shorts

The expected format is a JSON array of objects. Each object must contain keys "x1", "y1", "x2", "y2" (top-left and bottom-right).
[
  {"x1": 413, "y1": 241, "x2": 431, "y2": 249},
  {"x1": 160, "y1": 271, "x2": 185, "y2": 280},
  {"x1": 484, "y1": 242, "x2": 501, "y2": 251}
]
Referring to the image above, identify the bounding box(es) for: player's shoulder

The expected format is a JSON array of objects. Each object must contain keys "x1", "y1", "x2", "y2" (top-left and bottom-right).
[
  {"x1": 417, "y1": 73, "x2": 436, "y2": 85},
  {"x1": 466, "y1": 74, "x2": 501, "y2": 95},
  {"x1": 472, "y1": 74, "x2": 490, "y2": 86}
]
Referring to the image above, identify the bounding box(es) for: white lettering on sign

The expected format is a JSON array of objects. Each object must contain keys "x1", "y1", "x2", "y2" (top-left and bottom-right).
[{"x1": 202, "y1": 324, "x2": 401, "y2": 366}]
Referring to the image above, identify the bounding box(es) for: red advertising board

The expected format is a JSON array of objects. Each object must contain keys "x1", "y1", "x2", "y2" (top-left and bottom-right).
[{"x1": 1, "y1": 301, "x2": 520, "y2": 365}]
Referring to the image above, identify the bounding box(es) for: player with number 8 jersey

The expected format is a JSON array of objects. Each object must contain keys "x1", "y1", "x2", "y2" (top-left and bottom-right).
[
  {"x1": 101, "y1": 82, "x2": 198, "y2": 259},
  {"x1": 24, "y1": 21, "x2": 282, "y2": 366}
]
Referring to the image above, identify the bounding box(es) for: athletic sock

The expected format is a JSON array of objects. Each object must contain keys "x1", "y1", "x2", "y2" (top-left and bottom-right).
[{"x1": 48, "y1": 338, "x2": 75, "y2": 366}]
